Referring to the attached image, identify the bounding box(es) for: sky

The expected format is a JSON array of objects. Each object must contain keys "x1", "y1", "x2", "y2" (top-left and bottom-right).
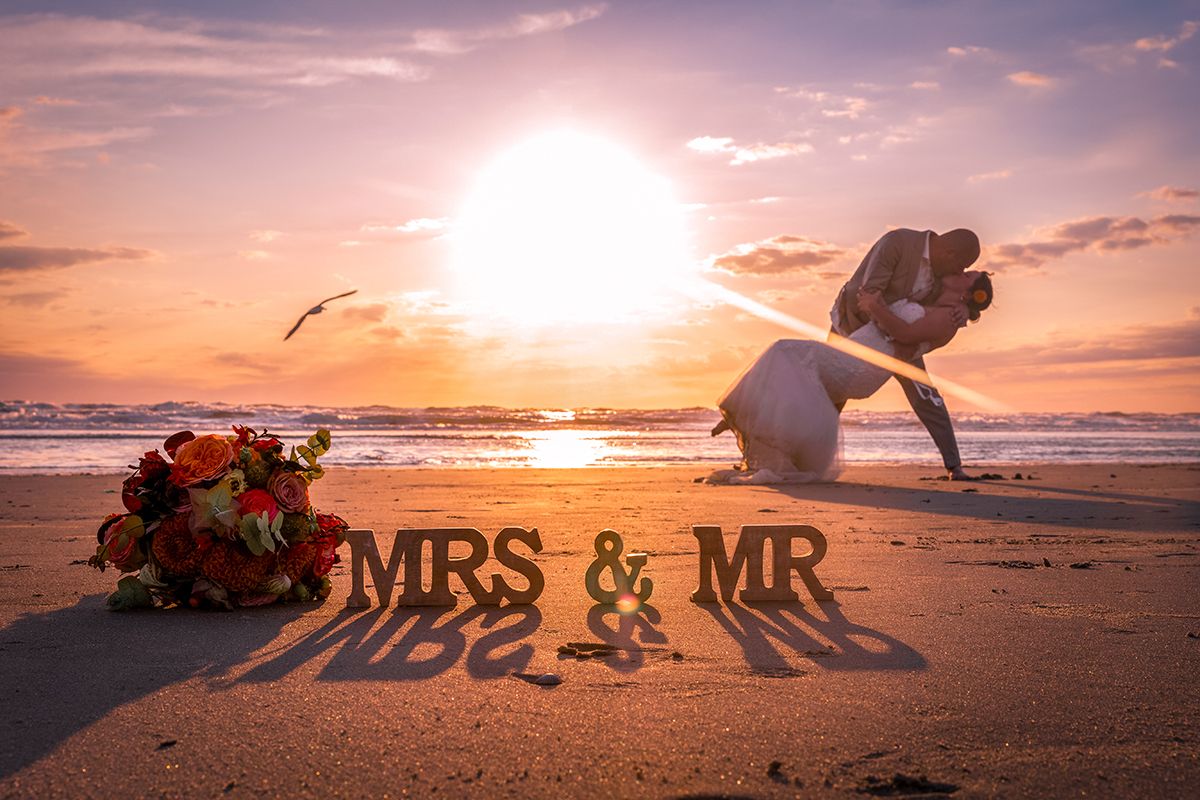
[{"x1": 0, "y1": 0, "x2": 1197, "y2": 412}]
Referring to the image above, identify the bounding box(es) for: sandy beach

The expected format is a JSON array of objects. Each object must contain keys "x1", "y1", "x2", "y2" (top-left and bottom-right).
[{"x1": 1, "y1": 463, "x2": 1198, "y2": 798}]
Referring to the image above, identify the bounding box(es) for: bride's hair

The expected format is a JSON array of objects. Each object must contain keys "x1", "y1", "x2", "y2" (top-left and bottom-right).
[{"x1": 967, "y1": 272, "x2": 993, "y2": 322}]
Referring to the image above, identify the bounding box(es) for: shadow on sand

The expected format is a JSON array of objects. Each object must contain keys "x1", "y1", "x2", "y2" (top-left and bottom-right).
[
  {"x1": 241, "y1": 604, "x2": 541, "y2": 684},
  {"x1": 0, "y1": 595, "x2": 309, "y2": 782},
  {"x1": 582, "y1": 603, "x2": 669, "y2": 672},
  {"x1": 0, "y1": 594, "x2": 923, "y2": 779},
  {"x1": 700, "y1": 600, "x2": 926, "y2": 674},
  {"x1": 762, "y1": 479, "x2": 1199, "y2": 533}
]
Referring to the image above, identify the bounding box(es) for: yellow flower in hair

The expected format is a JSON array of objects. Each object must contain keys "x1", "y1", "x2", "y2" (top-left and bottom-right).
[{"x1": 972, "y1": 289, "x2": 988, "y2": 304}]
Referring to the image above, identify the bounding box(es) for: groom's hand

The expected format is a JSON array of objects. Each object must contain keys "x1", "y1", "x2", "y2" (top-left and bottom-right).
[
  {"x1": 856, "y1": 288, "x2": 883, "y2": 316},
  {"x1": 951, "y1": 306, "x2": 969, "y2": 327}
]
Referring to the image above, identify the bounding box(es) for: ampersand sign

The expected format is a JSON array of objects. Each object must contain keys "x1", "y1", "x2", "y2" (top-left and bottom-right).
[{"x1": 584, "y1": 529, "x2": 653, "y2": 605}]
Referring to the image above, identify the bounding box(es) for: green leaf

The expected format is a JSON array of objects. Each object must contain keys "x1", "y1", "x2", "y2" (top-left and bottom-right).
[
  {"x1": 240, "y1": 514, "x2": 267, "y2": 556},
  {"x1": 106, "y1": 575, "x2": 153, "y2": 611},
  {"x1": 306, "y1": 464, "x2": 325, "y2": 481},
  {"x1": 307, "y1": 429, "x2": 331, "y2": 457},
  {"x1": 120, "y1": 514, "x2": 146, "y2": 539}
]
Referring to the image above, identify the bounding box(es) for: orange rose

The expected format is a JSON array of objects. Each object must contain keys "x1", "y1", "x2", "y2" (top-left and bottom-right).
[{"x1": 170, "y1": 434, "x2": 235, "y2": 487}]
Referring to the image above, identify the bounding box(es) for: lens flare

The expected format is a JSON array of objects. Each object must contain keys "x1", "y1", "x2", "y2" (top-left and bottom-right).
[
  {"x1": 684, "y1": 278, "x2": 1010, "y2": 412},
  {"x1": 616, "y1": 593, "x2": 641, "y2": 614}
]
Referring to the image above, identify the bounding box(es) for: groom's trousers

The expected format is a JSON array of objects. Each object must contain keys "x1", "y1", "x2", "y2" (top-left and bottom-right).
[{"x1": 893, "y1": 355, "x2": 962, "y2": 471}]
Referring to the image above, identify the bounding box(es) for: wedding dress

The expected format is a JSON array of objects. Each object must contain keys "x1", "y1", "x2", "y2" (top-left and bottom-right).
[{"x1": 711, "y1": 299, "x2": 932, "y2": 484}]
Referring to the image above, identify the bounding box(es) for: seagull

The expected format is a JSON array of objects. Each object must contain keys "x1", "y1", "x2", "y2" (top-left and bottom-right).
[{"x1": 284, "y1": 290, "x2": 358, "y2": 340}]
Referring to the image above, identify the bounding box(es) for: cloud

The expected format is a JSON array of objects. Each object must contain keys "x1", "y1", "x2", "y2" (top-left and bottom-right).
[
  {"x1": 0, "y1": 244, "x2": 155, "y2": 272},
  {"x1": 0, "y1": 106, "x2": 22, "y2": 122},
  {"x1": 947, "y1": 45, "x2": 993, "y2": 58},
  {"x1": 1079, "y1": 20, "x2": 1198, "y2": 70},
  {"x1": 941, "y1": 313, "x2": 1200, "y2": 372},
  {"x1": 686, "y1": 136, "x2": 813, "y2": 166},
  {"x1": 776, "y1": 87, "x2": 869, "y2": 119},
  {"x1": 967, "y1": 169, "x2": 1013, "y2": 184},
  {"x1": 0, "y1": 221, "x2": 28, "y2": 241},
  {"x1": 1134, "y1": 19, "x2": 1198, "y2": 52},
  {"x1": 249, "y1": 229, "x2": 285, "y2": 243},
  {"x1": 33, "y1": 96, "x2": 80, "y2": 106},
  {"x1": 988, "y1": 213, "x2": 1200, "y2": 270},
  {"x1": 0, "y1": 112, "x2": 153, "y2": 168},
  {"x1": 237, "y1": 250, "x2": 271, "y2": 261},
  {"x1": 1007, "y1": 70, "x2": 1054, "y2": 88},
  {"x1": 909, "y1": 81, "x2": 940, "y2": 90},
  {"x1": 711, "y1": 235, "x2": 845, "y2": 276},
  {"x1": 1138, "y1": 185, "x2": 1199, "y2": 203},
  {"x1": 341, "y1": 303, "x2": 390, "y2": 323},
  {"x1": 2, "y1": 289, "x2": 71, "y2": 306},
  {"x1": 408, "y1": 4, "x2": 607, "y2": 54},
  {"x1": 0, "y1": 15, "x2": 430, "y2": 88},
  {"x1": 360, "y1": 217, "x2": 450, "y2": 234}
]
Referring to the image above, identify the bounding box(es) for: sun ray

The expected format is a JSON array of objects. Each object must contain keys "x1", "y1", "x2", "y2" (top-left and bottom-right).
[{"x1": 683, "y1": 278, "x2": 1011, "y2": 412}]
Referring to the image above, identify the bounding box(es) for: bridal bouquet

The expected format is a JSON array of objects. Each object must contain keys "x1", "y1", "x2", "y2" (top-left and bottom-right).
[{"x1": 90, "y1": 425, "x2": 349, "y2": 611}]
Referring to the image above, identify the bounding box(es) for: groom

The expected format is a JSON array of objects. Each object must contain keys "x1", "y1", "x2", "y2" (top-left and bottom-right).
[{"x1": 830, "y1": 227, "x2": 981, "y2": 480}]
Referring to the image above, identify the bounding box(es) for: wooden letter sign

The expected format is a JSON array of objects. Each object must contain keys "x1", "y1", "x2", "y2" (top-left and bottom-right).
[
  {"x1": 691, "y1": 524, "x2": 833, "y2": 603},
  {"x1": 346, "y1": 527, "x2": 544, "y2": 608}
]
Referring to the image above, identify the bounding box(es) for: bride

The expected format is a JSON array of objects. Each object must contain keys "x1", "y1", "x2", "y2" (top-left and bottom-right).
[{"x1": 710, "y1": 270, "x2": 993, "y2": 483}]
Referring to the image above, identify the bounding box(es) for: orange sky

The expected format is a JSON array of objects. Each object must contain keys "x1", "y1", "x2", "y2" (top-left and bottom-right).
[{"x1": 1, "y1": 3, "x2": 1197, "y2": 412}]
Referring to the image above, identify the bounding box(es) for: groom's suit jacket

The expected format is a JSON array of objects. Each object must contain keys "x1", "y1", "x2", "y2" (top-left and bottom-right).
[{"x1": 831, "y1": 228, "x2": 931, "y2": 335}]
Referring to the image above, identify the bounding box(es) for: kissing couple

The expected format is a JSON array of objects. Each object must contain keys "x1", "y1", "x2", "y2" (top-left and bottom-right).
[{"x1": 710, "y1": 227, "x2": 992, "y2": 484}]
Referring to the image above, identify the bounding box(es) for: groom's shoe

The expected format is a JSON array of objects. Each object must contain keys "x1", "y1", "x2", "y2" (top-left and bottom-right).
[{"x1": 947, "y1": 466, "x2": 979, "y2": 481}]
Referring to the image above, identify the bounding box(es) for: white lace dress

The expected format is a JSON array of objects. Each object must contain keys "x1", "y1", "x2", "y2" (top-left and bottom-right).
[{"x1": 712, "y1": 300, "x2": 931, "y2": 484}]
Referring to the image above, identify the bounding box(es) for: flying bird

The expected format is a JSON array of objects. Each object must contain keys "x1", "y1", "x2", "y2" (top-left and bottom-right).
[{"x1": 284, "y1": 290, "x2": 358, "y2": 340}]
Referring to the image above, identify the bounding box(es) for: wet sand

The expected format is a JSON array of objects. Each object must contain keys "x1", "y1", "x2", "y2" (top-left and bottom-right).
[{"x1": 1, "y1": 463, "x2": 1198, "y2": 798}]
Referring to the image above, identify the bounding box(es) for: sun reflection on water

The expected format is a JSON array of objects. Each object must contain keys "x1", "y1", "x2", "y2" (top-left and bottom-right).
[{"x1": 526, "y1": 429, "x2": 609, "y2": 468}]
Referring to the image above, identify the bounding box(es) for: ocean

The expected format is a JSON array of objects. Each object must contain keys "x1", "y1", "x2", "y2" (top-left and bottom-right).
[{"x1": 1, "y1": 401, "x2": 1197, "y2": 475}]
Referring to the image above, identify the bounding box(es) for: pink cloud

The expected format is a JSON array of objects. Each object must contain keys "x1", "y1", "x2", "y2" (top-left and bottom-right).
[
  {"x1": 988, "y1": 213, "x2": 1200, "y2": 270},
  {"x1": 1007, "y1": 70, "x2": 1054, "y2": 88},
  {"x1": 711, "y1": 235, "x2": 845, "y2": 276},
  {"x1": 0, "y1": 220, "x2": 28, "y2": 241},
  {"x1": 1138, "y1": 185, "x2": 1199, "y2": 203}
]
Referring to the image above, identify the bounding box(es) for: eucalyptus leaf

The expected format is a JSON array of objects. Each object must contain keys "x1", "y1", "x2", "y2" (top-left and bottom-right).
[
  {"x1": 240, "y1": 515, "x2": 268, "y2": 556},
  {"x1": 308, "y1": 428, "x2": 332, "y2": 456}
]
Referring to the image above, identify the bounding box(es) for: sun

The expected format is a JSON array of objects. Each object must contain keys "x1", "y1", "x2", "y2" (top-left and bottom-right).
[{"x1": 451, "y1": 130, "x2": 692, "y2": 324}]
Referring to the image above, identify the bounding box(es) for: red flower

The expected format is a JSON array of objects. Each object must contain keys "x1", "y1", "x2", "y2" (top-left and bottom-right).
[
  {"x1": 251, "y1": 437, "x2": 282, "y2": 453},
  {"x1": 121, "y1": 451, "x2": 169, "y2": 512},
  {"x1": 310, "y1": 513, "x2": 348, "y2": 577},
  {"x1": 311, "y1": 541, "x2": 337, "y2": 577},
  {"x1": 163, "y1": 430, "x2": 195, "y2": 459},
  {"x1": 231, "y1": 425, "x2": 254, "y2": 448},
  {"x1": 236, "y1": 489, "x2": 280, "y2": 522}
]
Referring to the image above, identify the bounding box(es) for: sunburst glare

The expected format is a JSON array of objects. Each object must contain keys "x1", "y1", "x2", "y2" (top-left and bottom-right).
[{"x1": 452, "y1": 130, "x2": 692, "y2": 325}]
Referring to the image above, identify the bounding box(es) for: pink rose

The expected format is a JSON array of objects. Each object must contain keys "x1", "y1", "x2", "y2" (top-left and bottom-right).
[
  {"x1": 236, "y1": 489, "x2": 279, "y2": 522},
  {"x1": 103, "y1": 523, "x2": 147, "y2": 573},
  {"x1": 268, "y1": 471, "x2": 310, "y2": 513}
]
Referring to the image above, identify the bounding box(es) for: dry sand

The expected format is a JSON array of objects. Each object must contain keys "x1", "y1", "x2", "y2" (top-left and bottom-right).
[{"x1": 1, "y1": 463, "x2": 1198, "y2": 798}]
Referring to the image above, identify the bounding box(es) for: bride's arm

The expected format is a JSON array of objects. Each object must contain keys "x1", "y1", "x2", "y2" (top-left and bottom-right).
[{"x1": 858, "y1": 292, "x2": 959, "y2": 347}]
